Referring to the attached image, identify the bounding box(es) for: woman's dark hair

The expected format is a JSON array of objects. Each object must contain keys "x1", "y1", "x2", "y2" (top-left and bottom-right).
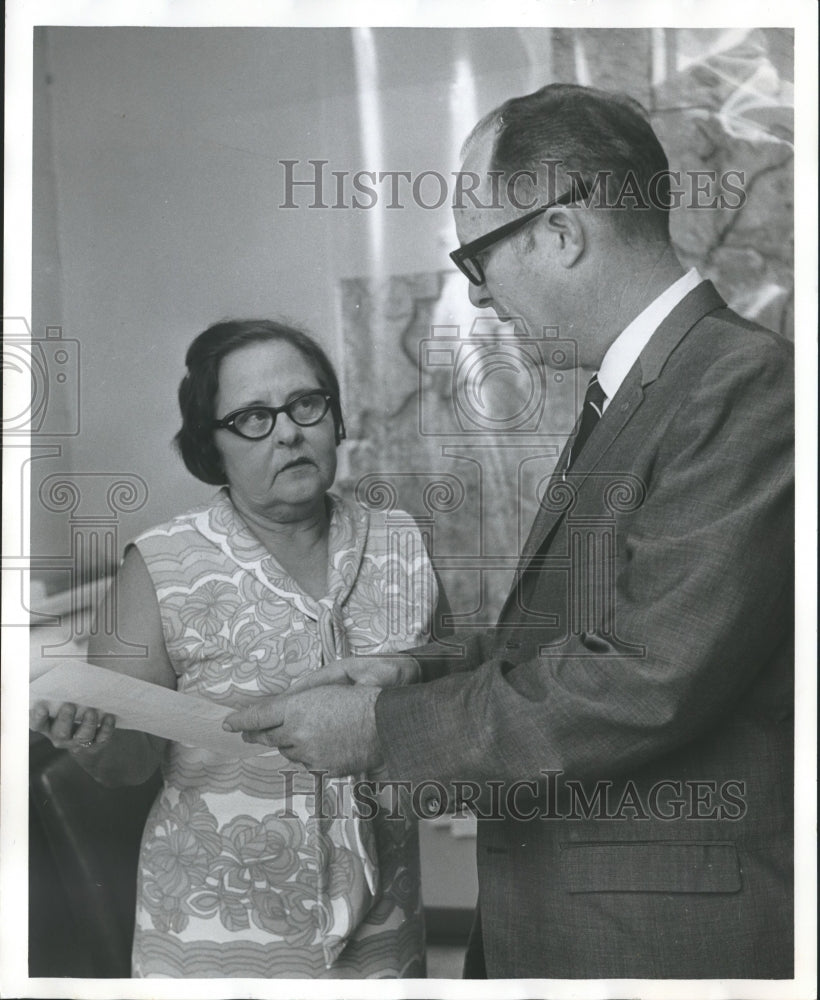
[{"x1": 174, "y1": 319, "x2": 345, "y2": 485}]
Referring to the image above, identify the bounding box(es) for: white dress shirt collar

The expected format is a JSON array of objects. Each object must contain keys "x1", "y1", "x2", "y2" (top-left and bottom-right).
[{"x1": 597, "y1": 268, "x2": 703, "y2": 410}]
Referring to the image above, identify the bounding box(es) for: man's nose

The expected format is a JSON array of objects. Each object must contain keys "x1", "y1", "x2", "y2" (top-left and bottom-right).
[{"x1": 468, "y1": 280, "x2": 492, "y2": 309}]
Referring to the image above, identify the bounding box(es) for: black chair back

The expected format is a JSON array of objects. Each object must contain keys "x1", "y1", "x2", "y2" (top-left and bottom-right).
[{"x1": 29, "y1": 735, "x2": 161, "y2": 977}]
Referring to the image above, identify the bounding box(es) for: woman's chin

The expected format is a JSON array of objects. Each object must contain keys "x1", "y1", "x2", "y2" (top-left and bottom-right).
[{"x1": 270, "y1": 480, "x2": 329, "y2": 511}]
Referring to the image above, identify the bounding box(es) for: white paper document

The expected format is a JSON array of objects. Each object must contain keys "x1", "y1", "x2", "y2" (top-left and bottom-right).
[{"x1": 29, "y1": 660, "x2": 269, "y2": 760}]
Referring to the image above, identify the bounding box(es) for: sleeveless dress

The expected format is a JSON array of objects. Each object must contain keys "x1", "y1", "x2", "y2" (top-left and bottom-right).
[{"x1": 130, "y1": 489, "x2": 436, "y2": 978}]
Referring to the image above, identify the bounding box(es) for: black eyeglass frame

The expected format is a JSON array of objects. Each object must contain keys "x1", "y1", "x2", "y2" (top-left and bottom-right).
[
  {"x1": 449, "y1": 184, "x2": 587, "y2": 286},
  {"x1": 212, "y1": 390, "x2": 336, "y2": 440}
]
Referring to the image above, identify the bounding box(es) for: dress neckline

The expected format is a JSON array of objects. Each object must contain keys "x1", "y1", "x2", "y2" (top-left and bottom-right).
[{"x1": 202, "y1": 488, "x2": 370, "y2": 620}]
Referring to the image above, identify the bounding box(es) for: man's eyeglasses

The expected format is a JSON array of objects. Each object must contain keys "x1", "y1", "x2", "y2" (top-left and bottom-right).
[
  {"x1": 213, "y1": 390, "x2": 334, "y2": 440},
  {"x1": 449, "y1": 186, "x2": 586, "y2": 286}
]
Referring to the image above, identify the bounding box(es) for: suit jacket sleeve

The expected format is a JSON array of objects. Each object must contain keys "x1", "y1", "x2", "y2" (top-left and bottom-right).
[
  {"x1": 375, "y1": 332, "x2": 794, "y2": 785},
  {"x1": 406, "y1": 628, "x2": 495, "y2": 682}
]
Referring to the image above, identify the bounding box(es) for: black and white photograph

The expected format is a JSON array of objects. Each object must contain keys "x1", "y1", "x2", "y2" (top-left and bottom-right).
[{"x1": 2, "y1": 2, "x2": 816, "y2": 998}]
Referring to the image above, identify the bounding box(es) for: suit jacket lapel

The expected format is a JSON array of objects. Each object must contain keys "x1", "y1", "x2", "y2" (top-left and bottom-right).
[
  {"x1": 516, "y1": 281, "x2": 727, "y2": 566},
  {"x1": 518, "y1": 371, "x2": 644, "y2": 565}
]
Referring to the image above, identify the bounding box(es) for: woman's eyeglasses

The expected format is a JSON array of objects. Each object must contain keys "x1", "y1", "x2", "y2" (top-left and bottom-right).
[{"x1": 213, "y1": 390, "x2": 334, "y2": 440}]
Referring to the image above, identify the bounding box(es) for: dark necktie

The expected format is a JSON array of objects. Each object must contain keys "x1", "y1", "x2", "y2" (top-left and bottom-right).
[{"x1": 562, "y1": 373, "x2": 607, "y2": 478}]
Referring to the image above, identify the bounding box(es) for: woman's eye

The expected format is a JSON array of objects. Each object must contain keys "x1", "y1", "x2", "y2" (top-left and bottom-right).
[
  {"x1": 293, "y1": 395, "x2": 322, "y2": 417},
  {"x1": 237, "y1": 409, "x2": 270, "y2": 429}
]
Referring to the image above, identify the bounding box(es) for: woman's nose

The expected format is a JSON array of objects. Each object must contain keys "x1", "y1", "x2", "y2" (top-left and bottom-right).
[{"x1": 274, "y1": 414, "x2": 303, "y2": 444}]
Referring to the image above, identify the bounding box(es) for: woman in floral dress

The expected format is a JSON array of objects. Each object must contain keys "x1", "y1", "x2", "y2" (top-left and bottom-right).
[{"x1": 30, "y1": 320, "x2": 440, "y2": 978}]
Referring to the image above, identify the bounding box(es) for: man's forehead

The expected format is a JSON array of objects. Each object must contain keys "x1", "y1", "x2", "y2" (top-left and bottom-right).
[
  {"x1": 458, "y1": 130, "x2": 496, "y2": 200},
  {"x1": 461, "y1": 126, "x2": 495, "y2": 175},
  {"x1": 453, "y1": 128, "x2": 512, "y2": 236}
]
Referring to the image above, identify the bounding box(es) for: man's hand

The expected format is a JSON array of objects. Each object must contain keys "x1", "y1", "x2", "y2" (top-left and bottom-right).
[
  {"x1": 222, "y1": 684, "x2": 384, "y2": 776},
  {"x1": 287, "y1": 654, "x2": 421, "y2": 693}
]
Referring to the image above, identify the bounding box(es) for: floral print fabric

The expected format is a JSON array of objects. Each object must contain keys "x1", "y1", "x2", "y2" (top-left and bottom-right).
[{"x1": 131, "y1": 490, "x2": 435, "y2": 978}]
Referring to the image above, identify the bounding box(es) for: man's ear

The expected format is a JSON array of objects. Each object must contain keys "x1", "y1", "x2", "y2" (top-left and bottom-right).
[{"x1": 541, "y1": 206, "x2": 585, "y2": 267}]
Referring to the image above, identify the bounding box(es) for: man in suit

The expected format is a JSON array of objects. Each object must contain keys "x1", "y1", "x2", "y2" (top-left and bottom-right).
[{"x1": 225, "y1": 84, "x2": 794, "y2": 979}]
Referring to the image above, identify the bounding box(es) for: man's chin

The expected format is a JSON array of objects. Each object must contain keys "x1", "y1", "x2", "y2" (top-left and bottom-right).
[
  {"x1": 493, "y1": 316, "x2": 580, "y2": 370},
  {"x1": 496, "y1": 316, "x2": 528, "y2": 337}
]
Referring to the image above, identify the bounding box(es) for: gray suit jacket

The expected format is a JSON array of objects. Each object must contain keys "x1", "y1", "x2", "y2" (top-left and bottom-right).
[{"x1": 376, "y1": 282, "x2": 794, "y2": 978}]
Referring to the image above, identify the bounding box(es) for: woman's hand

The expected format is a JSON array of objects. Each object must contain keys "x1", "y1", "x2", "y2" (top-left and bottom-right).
[
  {"x1": 29, "y1": 700, "x2": 116, "y2": 755},
  {"x1": 288, "y1": 655, "x2": 421, "y2": 693}
]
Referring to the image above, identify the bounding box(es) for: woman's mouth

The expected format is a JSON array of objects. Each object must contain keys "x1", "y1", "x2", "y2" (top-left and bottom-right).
[{"x1": 279, "y1": 457, "x2": 314, "y2": 473}]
